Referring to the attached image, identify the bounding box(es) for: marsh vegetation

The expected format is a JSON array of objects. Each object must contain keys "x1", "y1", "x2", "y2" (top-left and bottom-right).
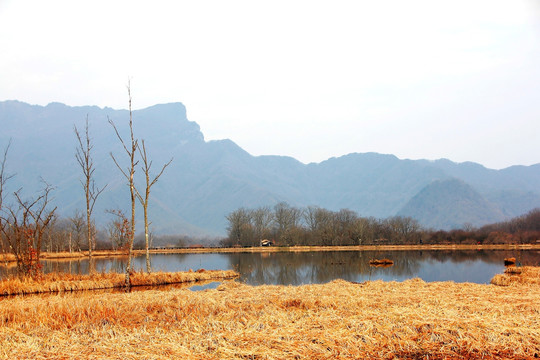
[{"x1": 0, "y1": 267, "x2": 538, "y2": 359}]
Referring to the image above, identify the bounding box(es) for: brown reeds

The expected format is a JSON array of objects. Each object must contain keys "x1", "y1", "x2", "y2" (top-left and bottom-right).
[
  {"x1": 0, "y1": 268, "x2": 538, "y2": 359},
  {"x1": 0, "y1": 270, "x2": 239, "y2": 296},
  {"x1": 490, "y1": 266, "x2": 540, "y2": 286},
  {"x1": 504, "y1": 257, "x2": 516, "y2": 266},
  {"x1": 369, "y1": 258, "x2": 394, "y2": 266}
]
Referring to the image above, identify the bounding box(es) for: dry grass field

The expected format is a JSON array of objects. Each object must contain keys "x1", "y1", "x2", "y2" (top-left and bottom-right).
[{"x1": 0, "y1": 267, "x2": 538, "y2": 359}]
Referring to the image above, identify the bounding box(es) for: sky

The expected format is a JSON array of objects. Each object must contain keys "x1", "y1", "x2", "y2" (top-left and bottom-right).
[{"x1": 1, "y1": 0, "x2": 539, "y2": 169}]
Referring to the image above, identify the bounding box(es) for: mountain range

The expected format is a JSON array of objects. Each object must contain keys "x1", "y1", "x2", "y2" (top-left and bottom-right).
[{"x1": 1, "y1": 100, "x2": 539, "y2": 236}]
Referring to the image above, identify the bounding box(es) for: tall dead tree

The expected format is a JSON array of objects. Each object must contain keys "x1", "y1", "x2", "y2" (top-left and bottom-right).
[
  {"x1": 74, "y1": 117, "x2": 107, "y2": 264},
  {"x1": 136, "y1": 140, "x2": 172, "y2": 273},
  {"x1": 109, "y1": 83, "x2": 138, "y2": 288},
  {"x1": 0, "y1": 139, "x2": 14, "y2": 261}
]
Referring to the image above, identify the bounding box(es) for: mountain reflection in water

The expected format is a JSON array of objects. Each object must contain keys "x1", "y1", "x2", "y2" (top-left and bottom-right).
[{"x1": 2, "y1": 250, "x2": 539, "y2": 285}]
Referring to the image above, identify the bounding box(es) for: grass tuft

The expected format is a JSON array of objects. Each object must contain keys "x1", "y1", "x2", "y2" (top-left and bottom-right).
[{"x1": 490, "y1": 266, "x2": 540, "y2": 286}]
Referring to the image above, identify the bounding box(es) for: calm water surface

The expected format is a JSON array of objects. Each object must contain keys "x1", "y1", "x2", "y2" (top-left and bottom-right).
[{"x1": 4, "y1": 249, "x2": 538, "y2": 286}]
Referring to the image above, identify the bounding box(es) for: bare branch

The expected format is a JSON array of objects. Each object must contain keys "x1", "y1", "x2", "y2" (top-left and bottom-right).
[
  {"x1": 110, "y1": 152, "x2": 130, "y2": 180},
  {"x1": 108, "y1": 117, "x2": 133, "y2": 157},
  {"x1": 0, "y1": 138, "x2": 15, "y2": 209}
]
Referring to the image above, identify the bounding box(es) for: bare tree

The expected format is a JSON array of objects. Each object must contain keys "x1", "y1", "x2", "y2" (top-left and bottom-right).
[
  {"x1": 1, "y1": 182, "x2": 57, "y2": 277},
  {"x1": 48, "y1": 217, "x2": 72, "y2": 253},
  {"x1": 0, "y1": 140, "x2": 14, "y2": 260},
  {"x1": 136, "y1": 140, "x2": 172, "y2": 273},
  {"x1": 273, "y1": 202, "x2": 302, "y2": 245},
  {"x1": 68, "y1": 210, "x2": 86, "y2": 252},
  {"x1": 251, "y1": 206, "x2": 273, "y2": 243},
  {"x1": 106, "y1": 209, "x2": 131, "y2": 251},
  {"x1": 109, "y1": 82, "x2": 139, "y2": 287},
  {"x1": 74, "y1": 116, "x2": 107, "y2": 263},
  {"x1": 226, "y1": 208, "x2": 253, "y2": 246},
  {"x1": 303, "y1": 205, "x2": 322, "y2": 233}
]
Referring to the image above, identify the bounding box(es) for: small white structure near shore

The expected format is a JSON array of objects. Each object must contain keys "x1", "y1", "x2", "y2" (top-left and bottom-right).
[{"x1": 260, "y1": 239, "x2": 273, "y2": 247}]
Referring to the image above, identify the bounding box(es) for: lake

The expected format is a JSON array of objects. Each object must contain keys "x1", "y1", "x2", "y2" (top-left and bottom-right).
[{"x1": 4, "y1": 249, "x2": 538, "y2": 286}]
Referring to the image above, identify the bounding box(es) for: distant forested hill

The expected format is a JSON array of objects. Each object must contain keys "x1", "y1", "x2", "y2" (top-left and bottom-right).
[
  {"x1": 396, "y1": 178, "x2": 506, "y2": 229},
  {"x1": 1, "y1": 100, "x2": 539, "y2": 235}
]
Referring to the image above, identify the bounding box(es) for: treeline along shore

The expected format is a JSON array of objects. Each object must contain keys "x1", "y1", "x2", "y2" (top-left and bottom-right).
[{"x1": 223, "y1": 203, "x2": 540, "y2": 247}]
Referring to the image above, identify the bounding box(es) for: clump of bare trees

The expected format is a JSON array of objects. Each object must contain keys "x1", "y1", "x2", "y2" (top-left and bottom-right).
[
  {"x1": 1, "y1": 182, "x2": 57, "y2": 277},
  {"x1": 225, "y1": 203, "x2": 540, "y2": 247},
  {"x1": 1, "y1": 141, "x2": 57, "y2": 277},
  {"x1": 106, "y1": 209, "x2": 132, "y2": 251},
  {"x1": 224, "y1": 202, "x2": 421, "y2": 247}
]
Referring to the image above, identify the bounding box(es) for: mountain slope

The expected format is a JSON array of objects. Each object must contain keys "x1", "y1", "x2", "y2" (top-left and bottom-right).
[
  {"x1": 397, "y1": 178, "x2": 506, "y2": 230},
  {"x1": 1, "y1": 100, "x2": 539, "y2": 235}
]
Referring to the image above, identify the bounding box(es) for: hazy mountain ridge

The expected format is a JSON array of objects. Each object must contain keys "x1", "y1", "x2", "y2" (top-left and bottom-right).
[{"x1": 1, "y1": 100, "x2": 539, "y2": 235}]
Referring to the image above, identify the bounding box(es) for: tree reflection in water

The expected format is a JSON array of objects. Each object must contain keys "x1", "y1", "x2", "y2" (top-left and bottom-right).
[
  {"x1": 227, "y1": 250, "x2": 540, "y2": 285},
  {"x1": 1, "y1": 250, "x2": 539, "y2": 284}
]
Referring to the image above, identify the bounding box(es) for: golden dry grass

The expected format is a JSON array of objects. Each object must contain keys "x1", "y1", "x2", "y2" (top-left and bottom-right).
[
  {"x1": 40, "y1": 250, "x2": 129, "y2": 260},
  {"x1": 369, "y1": 258, "x2": 394, "y2": 266},
  {"x1": 490, "y1": 266, "x2": 540, "y2": 287},
  {"x1": 0, "y1": 268, "x2": 539, "y2": 359},
  {"x1": 0, "y1": 270, "x2": 239, "y2": 296}
]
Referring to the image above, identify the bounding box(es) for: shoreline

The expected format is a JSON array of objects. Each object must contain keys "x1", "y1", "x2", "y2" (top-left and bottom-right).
[
  {"x1": 0, "y1": 270, "x2": 239, "y2": 296},
  {"x1": 2, "y1": 243, "x2": 539, "y2": 263}
]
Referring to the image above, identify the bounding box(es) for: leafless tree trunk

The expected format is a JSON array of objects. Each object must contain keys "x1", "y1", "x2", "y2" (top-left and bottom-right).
[
  {"x1": 0, "y1": 140, "x2": 14, "y2": 261},
  {"x1": 109, "y1": 82, "x2": 138, "y2": 288},
  {"x1": 74, "y1": 117, "x2": 107, "y2": 267},
  {"x1": 136, "y1": 140, "x2": 172, "y2": 273}
]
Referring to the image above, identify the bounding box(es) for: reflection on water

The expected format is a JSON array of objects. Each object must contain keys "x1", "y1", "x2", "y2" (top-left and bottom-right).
[
  {"x1": 1, "y1": 250, "x2": 539, "y2": 285},
  {"x1": 0, "y1": 279, "x2": 222, "y2": 302}
]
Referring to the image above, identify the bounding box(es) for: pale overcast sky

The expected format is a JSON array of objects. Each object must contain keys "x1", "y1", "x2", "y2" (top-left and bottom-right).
[{"x1": 1, "y1": 0, "x2": 539, "y2": 169}]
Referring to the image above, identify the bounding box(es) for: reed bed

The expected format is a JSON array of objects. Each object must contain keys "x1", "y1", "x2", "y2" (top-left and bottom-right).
[
  {"x1": 0, "y1": 268, "x2": 539, "y2": 359},
  {"x1": 0, "y1": 270, "x2": 239, "y2": 296},
  {"x1": 369, "y1": 258, "x2": 394, "y2": 266},
  {"x1": 490, "y1": 266, "x2": 540, "y2": 286},
  {"x1": 40, "y1": 251, "x2": 129, "y2": 260}
]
